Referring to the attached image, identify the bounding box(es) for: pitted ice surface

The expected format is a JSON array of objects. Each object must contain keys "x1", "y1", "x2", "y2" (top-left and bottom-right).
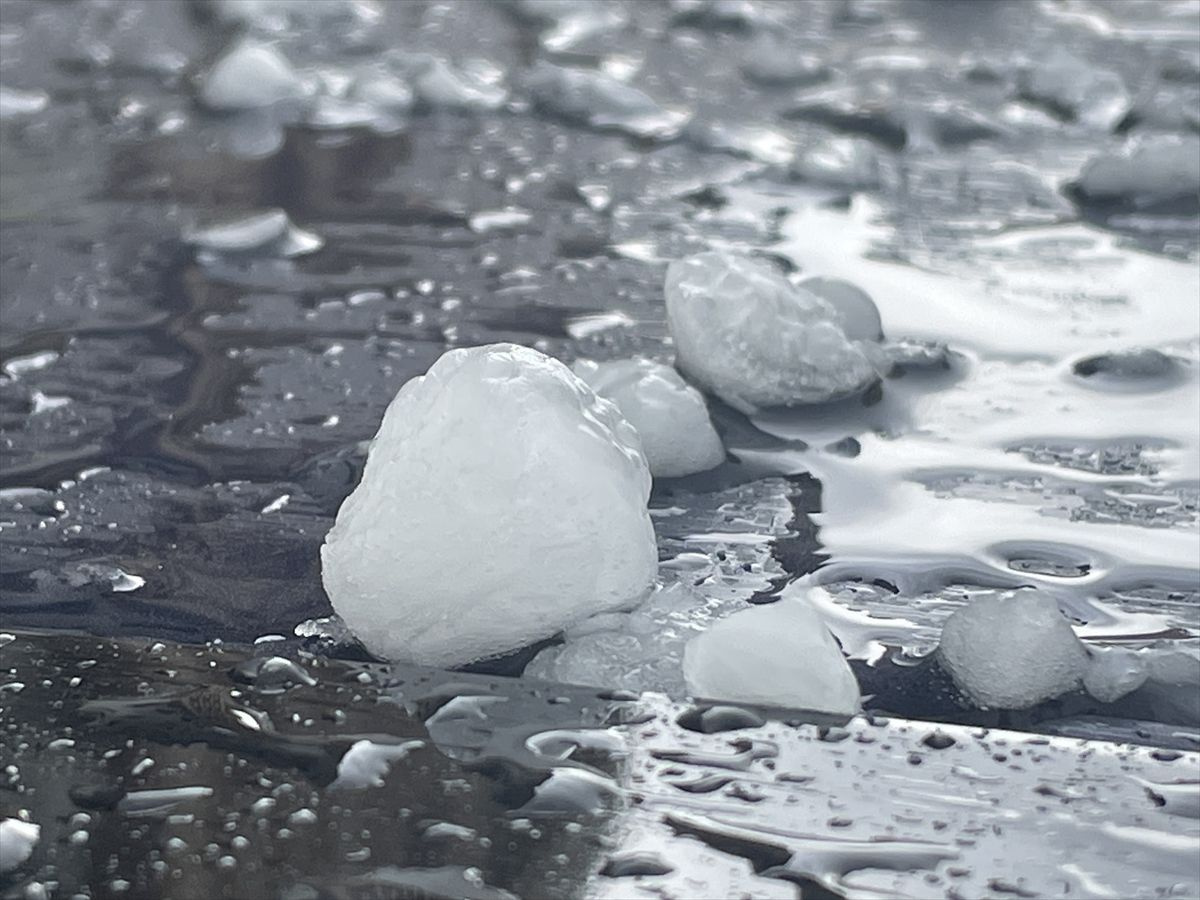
[
  {"x1": 321, "y1": 344, "x2": 658, "y2": 667},
  {"x1": 573, "y1": 358, "x2": 725, "y2": 478},
  {"x1": 664, "y1": 252, "x2": 879, "y2": 413}
]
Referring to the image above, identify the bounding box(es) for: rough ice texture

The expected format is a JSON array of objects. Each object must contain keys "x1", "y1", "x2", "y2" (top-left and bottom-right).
[
  {"x1": 664, "y1": 252, "x2": 879, "y2": 413},
  {"x1": 321, "y1": 344, "x2": 657, "y2": 668},
  {"x1": 683, "y1": 599, "x2": 861, "y2": 715},
  {"x1": 524, "y1": 62, "x2": 690, "y2": 140},
  {"x1": 199, "y1": 39, "x2": 314, "y2": 111},
  {"x1": 573, "y1": 358, "x2": 725, "y2": 478},
  {"x1": 1083, "y1": 647, "x2": 1148, "y2": 704},
  {"x1": 938, "y1": 590, "x2": 1089, "y2": 710},
  {"x1": 1075, "y1": 135, "x2": 1200, "y2": 207},
  {"x1": 0, "y1": 819, "x2": 39, "y2": 873}
]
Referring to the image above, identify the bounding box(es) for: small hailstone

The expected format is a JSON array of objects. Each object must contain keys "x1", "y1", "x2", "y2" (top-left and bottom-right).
[
  {"x1": 1082, "y1": 646, "x2": 1148, "y2": 704},
  {"x1": 573, "y1": 358, "x2": 724, "y2": 478},
  {"x1": 524, "y1": 62, "x2": 690, "y2": 140},
  {"x1": 937, "y1": 590, "x2": 1089, "y2": 710},
  {"x1": 199, "y1": 39, "x2": 314, "y2": 111},
  {"x1": 664, "y1": 251, "x2": 879, "y2": 413},
  {"x1": 683, "y1": 598, "x2": 861, "y2": 715}
]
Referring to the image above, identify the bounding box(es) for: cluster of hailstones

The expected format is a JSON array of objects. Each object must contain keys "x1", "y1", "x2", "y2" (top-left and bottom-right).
[{"x1": 321, "y1": 251, "x2": 1133, "y2": 715}]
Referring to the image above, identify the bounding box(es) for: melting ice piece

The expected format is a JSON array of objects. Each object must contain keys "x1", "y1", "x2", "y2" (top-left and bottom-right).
[
  {"x1": 1073, "y1": 135, "x2": 1200, "y2": 208},
  {"x1": 573, "y1": 358, "x2": 724, "y2": 478},
  {"x1": 791, "y1": 136, "x2": 883, "y2": 189},
  {"x1": 210, "y1": 0, "x2": 381, "y2": 28},
  {"x1": 664, "y1": 252, "x2": 879, "y2": 413},
  {"x1": 1018, "y1": 50, "x2": 1130, "y2": 130},
  {"x1": 1083, "y1": 646, "x2": 1148, "y2": 704},
  {"x1": 683, "y1": 598, "x2": 861, "y2": 715},
  {"x1": 511, "y1": 0, "x2": 628, "y2": 52},
  {"x1": 524, "y1": 62, "x2": 690, "y2": 140},
  {"x1": 937, "y1": 590, "x2": 1089, "y2": 710},
  {"x1": 183, "y1": 209, "x2": 322, "y2": 258},
  {"x1": 0, "y1": 84, "x2": 49, "y2": 120},
  {"x1": 0, "y1": 819, "x2": 39, "y2": 873},
  {"x1": 199, "y1": 39, "x2": 315, "y2": 111},
  {"x1": 321, "y1": 344, "x2": 657, "y2": 667},
  {"x1": 389, "y1": 53, "x2": 508, "y2": 111}
]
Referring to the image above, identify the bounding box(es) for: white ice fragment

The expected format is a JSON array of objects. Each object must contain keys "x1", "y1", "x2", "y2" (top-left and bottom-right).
[
  {"x1": 799, "y1": 277, "x2": 883, "y2": 342},
  {"x1": 687, "y1": 120, "x2": 795, "y2": 165},
  {"x1": 791, "y1": 136, "x2": 882, "y2": 189},
  {"x1": 347, "y1": 65, "x2": 414, "y2": 110},
  {"x1": 469, "y1": 208, "x2": 533, "y2": 233},
  {"x1": 1074, "y1": 135, "x2": 1200, "y2": 207},
  {"x1": 573, "y1": 358, "x2": 724, "y2": 478},
  {"x1": 1018, "y1": 50, "x2": 1130, "y2": 130},
  {"x1": 682, "y1": 599, "x2": 861, "y2": 715},
  {"x1": 2, "y1": 351, "x2": 59, "y2": 379},
  {"x1": 513, "y1": 0, "x2": 628, "y2": 52},
  {"x1": 1083, "y1": 646, "x2": 1148, "y2": 704},
  {"x1": 210, "y1": 0, "x2": 381, "y2": 29},
  {"x1": 0, "y1": 819, "x2": 39, "y2": 873},
  {"x1": 937, "y1": 590, "x2": 1089, "y2": 710},
  {"x1": 664, "y1": 251, "x2": 878, "y2": 412},
  {"x1": 524, "y1": 62, "x2": 690, "y2": 140},
  {"x1": 183, "y1": 209, "x2": 322, "y2": 258},
  {"x1": 199, "y1": 39, "x2": 315, "y2": 111},
  {"x1": 333, "y1": 739, "x2": 424, "y2": 789},
  {"x1": 321, "y1": 344, "x2": 657, "y2": 667},
  {"x1": 390, "y1": 54, "x2": 507, "y2": 110},
  {"x1": 0, "y1": 84, "x2": 49, "y2": 120}
]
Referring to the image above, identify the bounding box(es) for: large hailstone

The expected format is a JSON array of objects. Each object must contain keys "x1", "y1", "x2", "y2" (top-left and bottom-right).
[
  {"x1": 320, "y1": 344, "x2": 658, "y2": 668},
  {"x1": 937, "y1": 590, "x2": 1089, "y2": 710},
  {"x1": 573, "y1": 358, "x2": 725, "y2": 478},
  {"x1": 664, "y1": 252, "x2": 879, "y2": 413},
  {"x1": 683, "y1": 599, "x2": 861, "y2": 716}
]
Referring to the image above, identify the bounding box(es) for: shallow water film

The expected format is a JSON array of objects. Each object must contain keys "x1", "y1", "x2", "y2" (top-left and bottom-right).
[{"x1": 1, "y1": 0, "x2": 1199, "y2": 898}]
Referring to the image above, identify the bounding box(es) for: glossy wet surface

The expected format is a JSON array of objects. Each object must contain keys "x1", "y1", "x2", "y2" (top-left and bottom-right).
[{"x1": 1, "y1": 0, "x2": 1199, "y2": 896}]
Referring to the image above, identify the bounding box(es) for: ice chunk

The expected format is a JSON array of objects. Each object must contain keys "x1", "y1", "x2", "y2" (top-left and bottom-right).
[
  {"x1": 210, "y1": 0, "x2": 380, "y2": 28},
  {"x1": 524, "y1": 62, "x2": 690, "y2": 140},
  {"x1": 1074, "y1": 135, "x2": 1200, "y2": 207},
  {"x1": 0, "y1": 818, "x2": 39, "y2": 873},
  {"x1": 791, "y1": 136, "x2": 882, "y2": 189},
  {"x1": 937, "y1": 590, "x2": 1089, "y2": 710},
  {"x1": 573, "y1": 358, "x2": 724, "y2": 478},
  {"x1": 512, "y1": 0, "x2": 628, "y2": 52},
  {"x1": 347, "y1": 65, "x2": 414, "y2": 111},
  {"x1": 682, "y1": 598, "x2": 861, "y2": 715},
  {"x1": 0, "y1": 84, "x2": 49, "y2": 120},
  {"x1": 199, "y1": 39, "x2": 314, "y2": 111},
  {"x1": 664, "y1": 252, "x2": 879, "y2": 412},
  {"x1": 1018, "y1": 50, "x2": 1130, "y2": 130},
  {"x1": 183, "y1": 209, "x2": 323, "y2": 258},
  {"x1": 387, "y1": 53, "x2": 507, "y2": 111},
  {"x1": 1083, "y1": 646, "x2": 1148, "y2": 704},
  {"x1": 321, "y1": 344, "x2": 657, "y2": 668},
  {"x1": 687, "y1": 120, "x2": 796, "y2": 165}
]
